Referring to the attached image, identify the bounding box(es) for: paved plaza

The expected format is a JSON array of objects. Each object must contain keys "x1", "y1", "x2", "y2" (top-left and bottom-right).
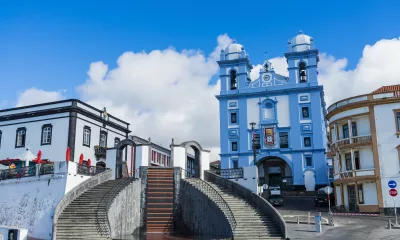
[{"x1": 279, "y1": 197, "x2": 400, "y2": 240}]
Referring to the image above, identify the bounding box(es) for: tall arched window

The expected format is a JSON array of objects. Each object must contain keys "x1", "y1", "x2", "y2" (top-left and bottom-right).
[
  {"x1": 230, "y1": 70, "x2": 237, "y2": 90},
  {"x1": 299, "y1": 62, "x2": 307, "y2": 83}
]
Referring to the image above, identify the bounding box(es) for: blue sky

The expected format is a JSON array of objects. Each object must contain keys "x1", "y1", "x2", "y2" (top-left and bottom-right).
[{"x1": 1, "y1": 0, "x2": 400, "y2": 106}]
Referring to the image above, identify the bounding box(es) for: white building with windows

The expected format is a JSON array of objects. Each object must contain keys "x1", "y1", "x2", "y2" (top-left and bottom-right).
[
  {"x1": 327, "y1": 84, "x2": 400, "y2": 214},
  {"x1": 126, "y1": 135, "x2": 196, "y2": 176},
  {"x1": 0, "y1": 99, "x2": 131, "y2": 239},
  {"x1": 0, "y1": 99, "x2": 130, "y2": 167}
]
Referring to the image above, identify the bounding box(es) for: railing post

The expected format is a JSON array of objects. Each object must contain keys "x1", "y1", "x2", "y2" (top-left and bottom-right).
[
  {"x1": 297, "y1": 216, "x2": 300, "y2": 224},
  {"x1": 36, "y1": 164, "x2": 40, "y2": 178}
]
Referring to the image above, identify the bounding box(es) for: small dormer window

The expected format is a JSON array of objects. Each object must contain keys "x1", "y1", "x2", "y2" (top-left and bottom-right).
[
  {"x1": 299, "y1": 62, "x2": 307, "y2": 83},
  {"x1": 230, "y1": 70, "x2": 237, "y2": 90}
]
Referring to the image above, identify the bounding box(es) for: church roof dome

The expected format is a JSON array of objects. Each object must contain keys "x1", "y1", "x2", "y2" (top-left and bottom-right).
[
  {"x1": 224, "y1": 41, "x2": 245, "y2": 60},
  {"x1": 290, "y1": 31, "x2": 314, "y2": 52}
]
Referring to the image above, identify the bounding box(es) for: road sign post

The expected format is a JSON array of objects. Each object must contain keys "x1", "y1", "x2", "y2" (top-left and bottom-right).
[
  {"x1": 324, "y1": 186, "x2": 333, "y2": 214},
  {"x1": 389, "y1": 188, "x2": 398, "y2": 226}
]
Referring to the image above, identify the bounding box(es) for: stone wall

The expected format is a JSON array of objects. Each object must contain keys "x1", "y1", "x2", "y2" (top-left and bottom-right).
[
  {"x1": 0, "y1": 176, "x2": 66, "y2": 240},
  {"x1": 108, "y1": 179, "x2": 141, "y2": 239},
  {"x1": 179, "y1": 180, "x2": 233, "y2": 238}
]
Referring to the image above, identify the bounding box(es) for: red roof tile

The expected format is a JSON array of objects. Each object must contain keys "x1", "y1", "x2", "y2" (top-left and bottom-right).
[{"x1": 372, "y1": 84, "x2": 400, "y2": 94}]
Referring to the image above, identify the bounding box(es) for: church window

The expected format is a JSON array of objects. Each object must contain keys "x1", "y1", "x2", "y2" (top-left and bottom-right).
[
  {"x1": 253, "y1": 133, "x2": 261, "y2": 149},
  {"x1": 279, "y1": 132, "x2": 289, "y2": 148},
  {"x1": 301, "y1": 107, "x2": 309, "y2": 118},
  {"x1": 305, "y1": 156, "x2": 312, "y2": 167},
  {"x1": 231, "y1": 142, "x2": 238, "y2": 151},
  {"x1": 230, "y1": 112, "x2": 237, "y2": 124},
  {"x1": 264, "y1": 63, "x2": 269, "y2": 72},
  {"x1": 304, "y1": 137, "x2": 311, "y2": 147},
  {"x1": 299, "y1": 62, "x2": 307, "y2": 83},
  {"x1": 230, "y1": 70, "x2": 237, "y2": 90},
  {"x1": 263, "y1": 102, "x2": 275, "y2": 119}
]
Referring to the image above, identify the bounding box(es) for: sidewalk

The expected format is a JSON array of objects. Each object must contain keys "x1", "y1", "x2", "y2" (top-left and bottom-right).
[{"x1": 286, "y1": 214, "x2": 400, "y2": 240}]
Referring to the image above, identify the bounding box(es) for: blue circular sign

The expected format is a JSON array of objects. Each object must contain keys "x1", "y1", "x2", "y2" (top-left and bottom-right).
[{"x1": 388, "y1": 180, "x2": 397, "y2": 189}]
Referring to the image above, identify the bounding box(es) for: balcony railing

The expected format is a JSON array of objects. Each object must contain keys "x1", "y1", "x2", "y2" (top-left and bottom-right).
[
  {"x1": 210, "y1": 168, "x2": 244, "y2": 179},
  {"x1": 0, "y1": 163, "x2": 58, "y2": 181},
  {"x1": 334, "y1": 168, "x2": 375, "y2": 181},
  {"x1": 94, "y1": 146, "x2": 107, "y2": 159},
  {"x1": 333, "y1": 134, "x2": 372, "y2": 150},
  {"x1": 77, "y1": 164, "x2": 106, "y2": 176}
]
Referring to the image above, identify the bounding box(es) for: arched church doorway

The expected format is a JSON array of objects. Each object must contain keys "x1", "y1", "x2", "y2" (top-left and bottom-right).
[
  {"x1": 257, "y1": 157, "x2": 293, "y2": 191},
  {"x1": 115, "y1": 139, "x2": 136, "y2": 179}
]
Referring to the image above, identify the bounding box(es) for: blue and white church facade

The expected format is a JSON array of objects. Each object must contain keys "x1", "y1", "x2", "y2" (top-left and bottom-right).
[{"x1": 216, "y1": 32, "x2": 329, "y2": 191}]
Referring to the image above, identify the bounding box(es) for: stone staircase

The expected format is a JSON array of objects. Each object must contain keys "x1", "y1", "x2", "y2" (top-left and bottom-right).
[
  {"x1": 185, "y1": 179, "x2": 283, "y2": 239},
  {"x1": 55, "y1": 179, "x2": 133, "y2": 240},
  {"x1": 145, "y1": 168, "x2": 175, "y2": 233}
]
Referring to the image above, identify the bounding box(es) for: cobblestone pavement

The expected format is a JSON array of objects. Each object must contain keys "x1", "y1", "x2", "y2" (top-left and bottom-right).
[{"x1": 279, "y1": 196, "x2": 400, "y2": 240}]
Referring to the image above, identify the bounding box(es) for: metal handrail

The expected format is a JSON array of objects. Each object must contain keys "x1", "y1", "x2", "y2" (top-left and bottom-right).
[
  {"x1": 210, "y1": 167, "x2": 244, "y2": 179},
  {"x1": 182, "y1": 168, "x2": 236, "y2": 231},
  {"x1": 96, "y1": 178, "x2": 135, "y2": 238}
]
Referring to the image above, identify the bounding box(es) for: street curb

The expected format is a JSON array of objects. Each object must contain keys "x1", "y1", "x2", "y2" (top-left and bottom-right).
[
  {"x1": 333, "y1": 213, "x2": 380, "y2": 217},
  {"x1": 283, "y1": 196, "x2": 315, "y2": 198}
]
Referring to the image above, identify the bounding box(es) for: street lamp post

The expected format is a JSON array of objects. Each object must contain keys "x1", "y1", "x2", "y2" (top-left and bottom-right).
[{"x1": 250, "y1": 122, "x2": 257, "y2": 165}]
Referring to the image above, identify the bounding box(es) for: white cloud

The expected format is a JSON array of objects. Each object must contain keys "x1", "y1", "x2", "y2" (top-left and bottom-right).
[
  {"x1": 319, "y1": 37, "x2": 400, "y2": 105},
  {"x1": 251, "y1": 37, "x2": 400, "y2": 106},
  {"x1": 16, "y1": 88, "x2": 66, "y2": 107},
  {"x1": 77, "y1": 35, "x2": 234, "y2": 161},
  {"x1": 210, "y1": 34, "x2": 233, "y2": 61}
]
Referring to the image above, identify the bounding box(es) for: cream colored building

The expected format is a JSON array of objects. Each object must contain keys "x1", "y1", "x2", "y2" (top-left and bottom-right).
[{"x1": 327, "y1": 85, "x2": 400, "y2": 214}]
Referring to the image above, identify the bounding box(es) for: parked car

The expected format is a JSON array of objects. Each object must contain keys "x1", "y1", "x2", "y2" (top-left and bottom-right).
[
  {"x1": 268, "y1": 186, "x2": 284, "y2": 206},
  {"x1": 314, "y1": 187, "x2": 335, "y2": 207}
]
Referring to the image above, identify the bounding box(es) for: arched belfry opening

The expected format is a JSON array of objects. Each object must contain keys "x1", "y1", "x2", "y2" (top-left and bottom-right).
[
  {"x1": 299, "y1": 62, "x2": 307, "y2": 83},
  {"x1": 230, "y1": 69, "x2": 237, "y2": 90},
  {"x1": 170, "y1": 139, "x2": 210, "y2": 179},
  {"x1": 257, "y1": 156, "x2": 293, "y2": 191}
]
